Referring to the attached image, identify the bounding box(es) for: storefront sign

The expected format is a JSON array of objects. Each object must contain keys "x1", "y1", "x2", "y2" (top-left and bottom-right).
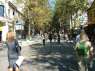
[{"x1": 15, "y1": 20, "x2": 24, "y2": 30}]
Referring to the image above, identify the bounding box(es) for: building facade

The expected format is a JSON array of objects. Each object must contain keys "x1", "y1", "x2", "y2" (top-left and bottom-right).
[
  {"x1": 0, "y1": 0, "x2": 24, "y2": 42},
  {"x1": 84, "y1": 0, "x2": 95, "y2": 42},
  {"x1": 0, "y1": 0, "x2": 9, "y2": 42},
  {"x1": 87, "y1": 0, "x2": 95, "y2": 24}
]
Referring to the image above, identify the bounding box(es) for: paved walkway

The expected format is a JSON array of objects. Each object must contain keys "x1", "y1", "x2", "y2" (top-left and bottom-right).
[
  {"x1": 0, "y1": 36, "x2": 42, "y2": 71},
  {"x1": 1, "y1": 40, "x2": 95, "y2": 71},
  {"x1": 0, "y1": 41, "x2": 77, "y2": 71},
  {"x1": 0, "y1": 48, "x2": 8, "y2": 71},
  {"x1": 21, "y1": 42, "x2": 95, "y2": 71},
  {"x1": 20, "y1": 42, "x2": 78, "y2": 71}
]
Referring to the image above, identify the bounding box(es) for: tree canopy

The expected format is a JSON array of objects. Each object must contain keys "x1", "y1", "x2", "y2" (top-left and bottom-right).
[
  {"x1": 15, "y1": 0, "x2": 89, "y2": 32},
  {"x1": 51, "y1": 0, "x2": 88, "y2": 32},
  {"x1": 21, "y1": 0, "x2": 53, "y2": 32},
  {"x1": 54, "y1": 0, "x2": 88, "y2": 21}
]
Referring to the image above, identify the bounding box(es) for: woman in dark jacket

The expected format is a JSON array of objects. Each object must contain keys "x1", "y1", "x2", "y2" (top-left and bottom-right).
[{"x1": 6, "y1": 31, "x2": 21, "y2": 71}]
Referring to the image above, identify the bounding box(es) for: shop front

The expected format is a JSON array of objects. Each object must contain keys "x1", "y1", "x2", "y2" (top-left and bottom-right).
[{"x1": 84, "y1": 24, "x2": 95, "y2": 42}]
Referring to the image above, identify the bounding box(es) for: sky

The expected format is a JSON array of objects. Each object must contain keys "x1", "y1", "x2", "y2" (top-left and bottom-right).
[
  {"x1": 48, "y1": 0, "x2": 56, "y2": 11},
  {"x1": 88, "y1": 0, "x2": 94, "y2": 6},
  {"x1": 48, "y1": 0, "x2": 94, "y2": 10}
]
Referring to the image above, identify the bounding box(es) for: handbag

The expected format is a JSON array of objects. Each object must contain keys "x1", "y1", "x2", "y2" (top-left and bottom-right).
[{"x1": 16, "y1": 56, "x2": 24, "y2": 67}]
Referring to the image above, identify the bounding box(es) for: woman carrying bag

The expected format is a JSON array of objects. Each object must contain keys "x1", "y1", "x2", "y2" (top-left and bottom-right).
[{"x1": 6, "y1": 31, "x2": 21, "y2": 71}]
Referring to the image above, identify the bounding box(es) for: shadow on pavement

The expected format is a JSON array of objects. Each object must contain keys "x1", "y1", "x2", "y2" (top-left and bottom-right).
[{"x1": 23, "y1": 42, "x2": 79, "y2": 71}]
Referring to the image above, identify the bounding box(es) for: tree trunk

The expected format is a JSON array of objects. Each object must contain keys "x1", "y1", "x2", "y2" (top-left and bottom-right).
[{"x1": 28, "y1": 23, "x2": 31, "y2": 39}]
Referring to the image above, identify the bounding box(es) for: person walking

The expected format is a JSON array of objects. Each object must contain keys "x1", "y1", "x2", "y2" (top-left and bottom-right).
[
  {"x1": 42, "y1": 33, "x2": 46, "y2": 46},
  {"x1": 6, "y1": 31, "x2": 21, "y2": 71},
  {"x1": 57, "y1": 33, "x2": 60, "y2": 44},
  {"x1": 53, "y1": 33, "x2": 57, "y2": 42},
  {"x1": 75, "y1": 32, "x2": 93, "y2": 71},
  {"x1": 48, "y1": 32, "x2": 52, "y2": 43}
]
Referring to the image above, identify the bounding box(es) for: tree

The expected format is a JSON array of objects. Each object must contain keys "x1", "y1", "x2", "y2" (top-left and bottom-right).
[
  {"x1": 21, "y1": 0, "x2": 53, "y2": 38},
  {"x1": 51, "y1": 0, "x2": 88, "y2": 32}
]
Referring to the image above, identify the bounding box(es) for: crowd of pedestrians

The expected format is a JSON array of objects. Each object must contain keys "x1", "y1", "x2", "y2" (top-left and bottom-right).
[
  {"x1": 42, "y1": 31, "x2": 70, "y2": 45},
  {"x1": 41, "y1": 30, "x2": 95, "y2": 71},
  {"x1": 1, "y1": 29, "x2": 95, "y2": 71}
]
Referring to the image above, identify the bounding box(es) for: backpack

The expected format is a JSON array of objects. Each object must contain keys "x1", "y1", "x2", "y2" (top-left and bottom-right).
[
  {"x1": 76, "y1": 42, "x2": 88, "y2": 56},
  {"x1": 15, "y1": 40, "x2": 21, "y2": 51}
]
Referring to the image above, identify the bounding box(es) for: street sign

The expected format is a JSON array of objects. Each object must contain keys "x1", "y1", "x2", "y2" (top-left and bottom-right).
[
  {"x1": 79, "y1": 12, "x2": 88, "y2": 25},
  {"x1": 15, "y1": 25, "x2": 24, "y2": 30},
  {"x1": 15, "y1": 20, "x2": 24, "y2": 30}
]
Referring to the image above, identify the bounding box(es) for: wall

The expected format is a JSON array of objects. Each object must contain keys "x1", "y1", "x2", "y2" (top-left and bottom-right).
[{"x1": 87, "y1": 1, "x2": 95, "y2": 24}]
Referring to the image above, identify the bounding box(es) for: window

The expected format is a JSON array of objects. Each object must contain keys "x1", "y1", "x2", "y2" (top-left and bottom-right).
[
  {"x1": 16, "y1": 20, "x2": 18, "y2": 23},
  {"x1": 0, "y1": 5, "x2": 4, "y2": 17},
  {"x1": 13, "y1": 11, "x2": 15, "y2": 15}
]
